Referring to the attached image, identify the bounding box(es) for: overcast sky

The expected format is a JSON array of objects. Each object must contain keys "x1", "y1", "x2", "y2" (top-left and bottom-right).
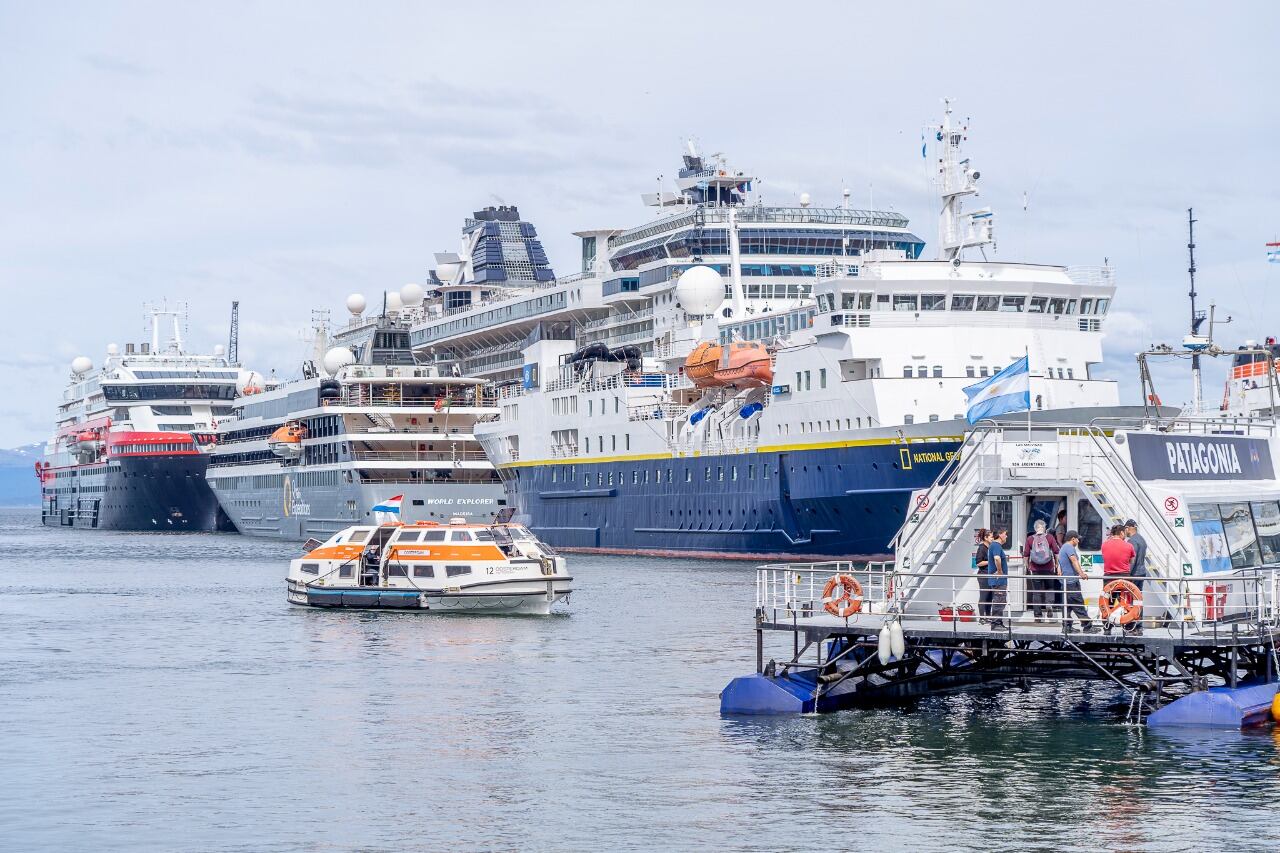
[{"x1": 2, "y1": 1, "x2": 1277, "y2": 446}]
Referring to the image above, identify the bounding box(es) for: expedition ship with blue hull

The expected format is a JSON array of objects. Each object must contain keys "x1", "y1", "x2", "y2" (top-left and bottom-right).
[{"x1": 407, "y1": 103, "x2": 1132, "y2": 559}]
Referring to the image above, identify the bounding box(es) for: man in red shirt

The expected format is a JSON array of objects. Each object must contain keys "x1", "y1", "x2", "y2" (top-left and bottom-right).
[{"x1": 1101, "y1": 524, "x2": 1136, "y2": 577}]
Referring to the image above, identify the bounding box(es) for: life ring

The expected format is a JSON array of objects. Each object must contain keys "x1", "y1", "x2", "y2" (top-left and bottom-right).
[
  {"x1": 1099, "y1": 579, "x2": 1143, "y2": 625},
  {"x1": 822, "y1": 574, "x2": 863, "y2": 618}
]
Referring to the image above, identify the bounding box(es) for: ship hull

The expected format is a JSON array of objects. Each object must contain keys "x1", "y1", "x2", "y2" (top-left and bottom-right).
[
  {"x1": 209, "y1": 472, "x2": 506, "y2": 541},
  {"x1": 500, "y1": 440, "x2": 962, "y2": 561},
  {"x1": 40, "y1": 453, "x2": 228, "y2": 532}
]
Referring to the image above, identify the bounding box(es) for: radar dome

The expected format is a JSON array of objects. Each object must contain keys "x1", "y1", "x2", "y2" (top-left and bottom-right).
[
  {"x1": 71, "y1": 356, "x2": 92, "y2": 375},
  {"x1": 346, "y1": 293, "x2": 367, "y2": 315},
  {"x1": 674, "y1": 266, "x2": 724, "y2": 316},
  {"x1": 322, "y1": 346, "x2": 356, "y2": 376},
  {"x1": 385, "y1": 291, "x2": 403, "y2": 312},
  {"x1": 799, "y1": 192, "x2": 811, "y2": 208},
  {"x1": 106, "y1": 343, "x2": 119, "y2": 356},
  {"x1": 213, "y1": 344, "x2": 226, "y2": 357},
  {"x1": 400, "y1": 283, "x2": 425, "y2": 306},
  {"x1": 435, "y1": 262, "x2": 461, "y2": 284}
]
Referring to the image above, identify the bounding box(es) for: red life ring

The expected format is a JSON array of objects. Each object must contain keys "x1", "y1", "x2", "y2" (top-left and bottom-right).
[
  {"x1": 822, "y1": 574, "x2": 863, "y2": 618},
  {"x1": 1099, "y1": 579, "x2": 1143, "y2": 625}
]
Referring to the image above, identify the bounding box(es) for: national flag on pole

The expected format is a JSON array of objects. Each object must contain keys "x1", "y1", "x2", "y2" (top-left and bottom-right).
[
  {"x1": 1267, "y1": 242, "x2": 1280, "y2": 264},
  {"x1": 371, "y1": 495, "x2": 403, "y2": 515},
  {"x1": 963, "y1": 356, "x2": 1031, "y2": 425}
]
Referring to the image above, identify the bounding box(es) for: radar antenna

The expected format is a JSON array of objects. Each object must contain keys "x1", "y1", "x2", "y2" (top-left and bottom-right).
[{"x1": 929, "y1": 99, "x2": 995, "y2": 261}]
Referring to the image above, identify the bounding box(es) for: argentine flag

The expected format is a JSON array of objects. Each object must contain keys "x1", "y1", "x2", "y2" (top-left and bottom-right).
[
  {"x1": 371, "y1": 495, "x2": 403, "y2": 515},
  {"x1": 963, "y1": 356, "x2": 1030, "y2": 425}
]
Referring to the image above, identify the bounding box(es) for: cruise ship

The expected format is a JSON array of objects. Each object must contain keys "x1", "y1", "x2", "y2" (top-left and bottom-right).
[
  {"x1": 206, "y1": 290, "x2": 505, "y2": 540},
  {"x1": 39, "y1": 307, "x2": 250, "y2": 531},
  {"x1": 462, "y1": 104, "x2": 1136, "y2": 559}
]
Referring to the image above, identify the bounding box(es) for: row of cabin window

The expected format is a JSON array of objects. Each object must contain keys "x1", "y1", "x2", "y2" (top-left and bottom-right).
[
  {"x1": 821, "y1": 293, "x2": 1112, "y2": 315},
  {"x1": 900, "y1": 365, "x2": 1076, "y2": 379},
  {"x1": 299, "y1": 563, "x2": 472, "y2": 578},
  {"x1": 583, "y1": 434, "x2": 632, "y2": 453},
  {"x1": 115, "y1": 442, "x2": 190, "y2": 454},
  {"x1": 586, "y1": 398, "x2": 622, "y2": 417},
  {"x1": 550, "y1": 464, "x2": 773, "y2": 485}
]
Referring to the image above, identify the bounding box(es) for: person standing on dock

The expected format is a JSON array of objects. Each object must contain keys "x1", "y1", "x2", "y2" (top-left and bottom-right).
[
  {"x1": 975, "y1": 529, "x2": 993, "y2": 620},
  {"x1": 1024, "y1": 519, "x2": 1061, "y2": 622},
  {"x1": 986, "y1": 529, "x2": 1010, "y2": 630},
  {"x1": 1102, "y1": 524, "x2": 1136, "y2": 579},
  {"x1": 1124, "y1": 519, "x2": 1148, "y2": 592},
  {"x1": 1057, "y1": 531, "x2": 1096, "y2": 633}
]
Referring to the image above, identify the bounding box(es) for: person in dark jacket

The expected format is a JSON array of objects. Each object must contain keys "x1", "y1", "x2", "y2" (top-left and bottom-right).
[
  {"x1": 974, "y1": 529, "x2": 992, "y2": 619},
  {"x1": 1124, "y1": 519, "x2": 1148, "y2": 592}
]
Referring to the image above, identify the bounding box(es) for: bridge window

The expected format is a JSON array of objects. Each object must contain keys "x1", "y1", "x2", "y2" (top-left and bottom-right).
[
  {"x1": 932, "y1": 366, "x2": 943, "y2": 378},
  {"x1": 1000, "y1": 296, "x2": 1026, "y2": 312},
  {"x1": 903, "y1": 415, "x2": 915, "y2": 424},
  {"x1": 921, "y1": 294, "x2": 946, "y2": 311},
  {"x1": 976, "y1": 296, "x2": 999, "y2": 312},
  {"x1": 951, "y1": 295, "x2": 975, "y2": 311},
  {"x1": 893, "y1": 294, "x2": 918, "y2": 312},
  {"x1": 1029, "y1": 297, "x2": 1048, "y2": 313}
]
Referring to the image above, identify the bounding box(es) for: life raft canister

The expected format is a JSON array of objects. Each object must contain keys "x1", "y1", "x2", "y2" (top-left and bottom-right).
[
  {"x1": 822, "y1": 574, "x2": 863, "y2": 618},
  {"x1": 1099, "y1": 579, "x2": 1143, "y2": 625}
]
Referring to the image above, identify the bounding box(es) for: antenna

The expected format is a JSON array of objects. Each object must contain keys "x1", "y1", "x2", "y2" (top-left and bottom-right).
[
  {"x1": 228, "y1": 301, "x2": 240, "y2": 366},
  {"x1": 1187, "y1": 209, "x2": 1206, "y2": 411}
]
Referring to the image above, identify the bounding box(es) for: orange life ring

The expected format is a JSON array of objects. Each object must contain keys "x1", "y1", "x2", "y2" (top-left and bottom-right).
[
  {"x1": 1099, "y1": 579, "x2": 1143, "y2": 625},
  {"x1": 822, "y1": 574, "x2": 863, "y2": 618}
]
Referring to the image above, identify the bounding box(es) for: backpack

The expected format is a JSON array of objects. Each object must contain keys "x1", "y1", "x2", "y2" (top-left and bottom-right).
[{"x1": 1030, "y1": 532, "x2": 1053, "y2": 565}]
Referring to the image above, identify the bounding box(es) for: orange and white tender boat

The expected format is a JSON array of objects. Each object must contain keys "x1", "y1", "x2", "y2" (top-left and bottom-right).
[
  {"x1": 285, "y1": 518, "x2": 572, "y2": 614},
  {"x1": 683, "y1": 340, "x2": 773, "y2": 389}
]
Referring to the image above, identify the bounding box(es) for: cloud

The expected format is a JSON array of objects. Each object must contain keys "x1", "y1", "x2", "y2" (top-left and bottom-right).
[{"x1": 82, "y1": 53, "x2": 155, "y2": 77}]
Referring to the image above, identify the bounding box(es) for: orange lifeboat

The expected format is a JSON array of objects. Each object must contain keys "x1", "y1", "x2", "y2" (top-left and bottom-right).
[
  {"x1": 684, "y1": 342, "x2": 724, "y2": 387},
  {"x1": 268, "y1": 423, "x2": 307, "y2": 459},
  {"x1": 684, "y1": 341, "x2": 773, "y2": 389},
  {"x1": 713, "y1": 342, "x2": 773, "y2": 388}
]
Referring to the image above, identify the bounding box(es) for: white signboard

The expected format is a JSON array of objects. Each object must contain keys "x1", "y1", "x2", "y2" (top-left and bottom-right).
[{"x1": 1001, "y1": 441, "x2": 1058, "y2": 470}]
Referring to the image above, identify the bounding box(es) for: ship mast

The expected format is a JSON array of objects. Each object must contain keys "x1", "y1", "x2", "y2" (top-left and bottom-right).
[
  {"x1": 1187, "y1": 208, "x2": 1206, "y2": 411},
  {"x1": 932, "y1": 99, "x2": 995, "y2": 261}
]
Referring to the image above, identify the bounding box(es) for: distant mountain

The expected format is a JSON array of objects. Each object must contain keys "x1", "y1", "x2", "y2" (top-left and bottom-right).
[{"x1": 0, "y1": 443, "x2": 44, "y2": 506}]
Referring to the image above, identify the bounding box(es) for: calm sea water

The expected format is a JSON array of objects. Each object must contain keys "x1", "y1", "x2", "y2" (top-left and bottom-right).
[{"x1": 2, "y1": 506, "x2": 1279, "y2": 852}]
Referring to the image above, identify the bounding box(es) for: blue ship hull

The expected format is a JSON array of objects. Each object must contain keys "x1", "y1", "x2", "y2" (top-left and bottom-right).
[{"x1": 500, "y1": 439, "x2": 961, "y2": 560}]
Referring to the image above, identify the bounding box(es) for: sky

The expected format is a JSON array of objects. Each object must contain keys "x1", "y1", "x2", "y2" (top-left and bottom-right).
[{"x1": 1, "y1": 1, "x2": 1277, "y2": 447}]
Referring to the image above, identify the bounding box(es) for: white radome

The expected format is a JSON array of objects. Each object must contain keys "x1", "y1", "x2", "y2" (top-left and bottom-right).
[
  {"x1": 213, "y1": 344, "x2": 226, "y2": 357},
  {"x1": 71, "y1": 356, "x2": 92, "y2": 375},
  {"x1": 435, "y1": 262, "x2": 461, "y2": 284},
  {"x1": 800, "y1": 192, "x2": 811, "y2": 208},
  {"x1": 346, "y1": 293, "x2": 367, "y2": 315},
  {"x1": 106, "y1": 343, "x2": 119, "y2": 356},
  {"x1": 385, "y1": 291, "x2": 403, "y2": 312},
  {"x1": 675, "y1": 265, "x2": 724, "y2": 316},
  {"x1": 322, "y1": 346, "x2": 355, "y2": 376},
  {"x1": 400, "y1": 283, "x2": 425, "y2": 306}
]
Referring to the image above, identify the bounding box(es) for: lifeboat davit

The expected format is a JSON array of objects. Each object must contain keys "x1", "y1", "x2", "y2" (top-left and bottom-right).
[
  {"x1": 268, "y1": 423, "x2": 307, "y2": 459},
  {"x1": 684, "y1": 341, "x2": 773, "y2": 389}
]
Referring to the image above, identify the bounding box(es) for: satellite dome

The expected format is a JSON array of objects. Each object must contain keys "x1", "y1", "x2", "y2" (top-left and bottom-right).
[
  {"x1": 799, "y1": 192, "x2": 811, "y2": 208},
  {"x1": 385, "y1": 291, "x2": 403, "y2": 312},
  {"x1": 71, "y1": 356, "x2": 92, "y2": 375},
  {"x1": 106, "y1": 343, "x2": 119, "y2": 356},
  {"x1": 400, "y1": 283, "x2": 425, "y2": 307},
  {"x1": 436, "y1": 262, "x2": 461, "y2": 284},
  {"x1": 674, "y1": 266, "x2": 724, "y2": 316},
  {"x1": 213, "y1": 344, "x2": 226, "y2": 357},
  {"x1": 322, "y1": 346, "x2": 356, "y2": 376},
  {"x1": 346, "y1": 293, "x2": 367, "y2": 315}
]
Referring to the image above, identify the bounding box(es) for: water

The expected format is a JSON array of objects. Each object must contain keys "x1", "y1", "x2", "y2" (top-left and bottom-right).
[{"x1": 2, "y1": 507, "x2": 1279, "y2": 852}]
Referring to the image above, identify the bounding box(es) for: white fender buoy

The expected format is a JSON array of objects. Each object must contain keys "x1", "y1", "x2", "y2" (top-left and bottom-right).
[
  {"x1": 890, "y1": 619, "x2": 906, "y2": 658},
  {"x1": 877, "y1": 625, "x2": 892, "y2": 665}
]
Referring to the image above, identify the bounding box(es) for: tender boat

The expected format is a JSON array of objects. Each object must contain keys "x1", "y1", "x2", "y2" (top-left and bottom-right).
[
  {"x1": 285, "y1": 519, "x2": 572, "y2": 614},
  {"x1": 684, "y1": 340, "x2": 774, "y2": 389},
  {"x1": 267, "y1": 422, "x2": 306, "y2": 460}
]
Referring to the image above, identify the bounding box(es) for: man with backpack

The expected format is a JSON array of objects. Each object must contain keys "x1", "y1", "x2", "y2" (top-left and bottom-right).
[{"x1": 1024, "y1": 518, "x2": 1060, "y2": 622}]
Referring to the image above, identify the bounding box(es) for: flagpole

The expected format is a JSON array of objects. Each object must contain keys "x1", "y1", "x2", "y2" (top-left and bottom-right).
[{"x1": 1026, "y1": 346, "x2": 1032, "y2": 441}]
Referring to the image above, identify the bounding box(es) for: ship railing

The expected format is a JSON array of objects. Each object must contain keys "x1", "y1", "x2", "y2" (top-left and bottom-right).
[
  {"x1": 347, "y1": 450, "x2": 491, "y2": 462},
  {"x1": 671, "y1": 437, "x2": 760, "y2": 456},
  {"x1": 580, "y1": 306, "x2": 654, "y2": 331},
  {"x1": 1088, "y1": 414, "x2": 1277, "y2": 438},
  {"x1": 1065, "y1": 265, "x2": 1117, "y2": 288},
  {"x1": 327, "y1": 396, "x2": 500, "y2": 409},
  {"x1": 628, "y1": 403, "x2": 685, "y2": 422},
  {"x1": 756, "y1": 563, "x2": 1280, "y2": 639},
  {"x1": 550, "y1": 444, "x2": 579, "y2": 459}
]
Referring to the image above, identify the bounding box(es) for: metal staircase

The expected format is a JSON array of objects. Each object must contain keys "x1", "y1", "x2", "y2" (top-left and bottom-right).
[{"x1": 365, "y1": 412, "x2": 396, "y2": 430}]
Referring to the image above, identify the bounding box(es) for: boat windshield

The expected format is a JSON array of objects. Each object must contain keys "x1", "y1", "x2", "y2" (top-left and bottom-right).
[{"x1": 324, "y1": 528, "x2": 372, "y2": 546}]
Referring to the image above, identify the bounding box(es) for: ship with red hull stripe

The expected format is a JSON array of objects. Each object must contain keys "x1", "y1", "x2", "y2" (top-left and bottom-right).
[{"x1": 39, "y1": 307, "x2": 257, "y2": 531}]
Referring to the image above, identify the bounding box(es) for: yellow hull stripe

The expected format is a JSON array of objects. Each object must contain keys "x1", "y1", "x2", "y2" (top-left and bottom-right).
[{"x1": 496, "y1": 435, "x2": 966, "y2": 469}]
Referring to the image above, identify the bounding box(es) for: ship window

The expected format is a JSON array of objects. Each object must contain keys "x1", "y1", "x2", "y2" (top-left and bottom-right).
[
  {"x1": 980, "y1": 366, "x2": 990, "y2": 377},
  {"x1": 892, "y1": 294, "x2": 918, "y2": 312},
  {"x1": 450, "y1": 531, "x2": 474, "y2": 542},
  {"x1": 339, "y1": 566, "x2": 353, "y2": 578},
  {"x1": 951, "y1": 295, "x2": 975, "y2": 311},
  {"x1": 445, "y1": 565, "x2": 471, "y2": 577},
  {"x1": 704, "y1": 466, "x2": 712, "y2": 482},
  {"x1": 413, "y1": 566, "x2": 434, "y2": 578},
  {"x1": 300, "y1": 563, "x2": 319, "y2": 575},
  {"x1": 819, "y1": 369, "x2": 827, "y2": 389},
  {"x1": 632, "y1": 470, "x2": 639, "y2": 485},
  {"x1": 904, "y1": 415, "x2": 915, "y2": 424},
  {"x1": 685, "y1": 468, "x2": 692, "y2": 482},
  {"x1": 1066, "y1": 299, "x2": 1078, "y2": 315},
  {"x1": 387, "y1": 564, "x2": 407, "y2": 577},
  {"x1": 423, "y1": 530, "x2": 446, "y2": 542},
  {"x1": 1029, "y1": 297, "x2": 1049, "y2": 313},
  {"x1": 396, "y1": 531, "x2": 423, "y2": 543},
  {"x1": 1095, "y1": 298, "x2": 1110, "y2": 315},
  {"x1": 966, "y1": 366, "x2": 975, "y2": 378},
  {"x1": 932, "y1": 365, "x2": 943, "y2": 378},
  {"x1": 473, "y1": 530, "x2": 494, "y2": 542},
  {"x1": 717, "y1": 466, "x2": 724, "y2": 481},
  {"x1": 1000, "y1": 296, "x2": 1026, "y2": 312},
  {"x1": 347, "y1": 530, "x2": 371, "y2": 545},
  {"x1": 976, "y1": 296, "x2": 999, "y2": 312},
  {"x1": 1220, "y1": 503, "x2": 1263, "y2": 569},
  {"x1": 1067, "y1": 368, "x2": 1074, "y2": 379},
  {"x1": 1049, "y1": 298, "x2": 1067, "y2": 315},
  {"x1": 1080, "y1": 298, "x2": 1094, "y2": 315},
  {"x1": 903, "y1": 366, "x2": 912, "y2": 378},
  {"x1": 748, "y1": 464, "x2": 754, "y2": 479},
  {"x1": 921, "y1": 293, "x2": 946, "y2": 311},
  {"x1": 929, "y1": 414, "x2": 939, "y2": 422},
  {"x1": 876, "y1": 294, "x2": 890, "y2": 309}
]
